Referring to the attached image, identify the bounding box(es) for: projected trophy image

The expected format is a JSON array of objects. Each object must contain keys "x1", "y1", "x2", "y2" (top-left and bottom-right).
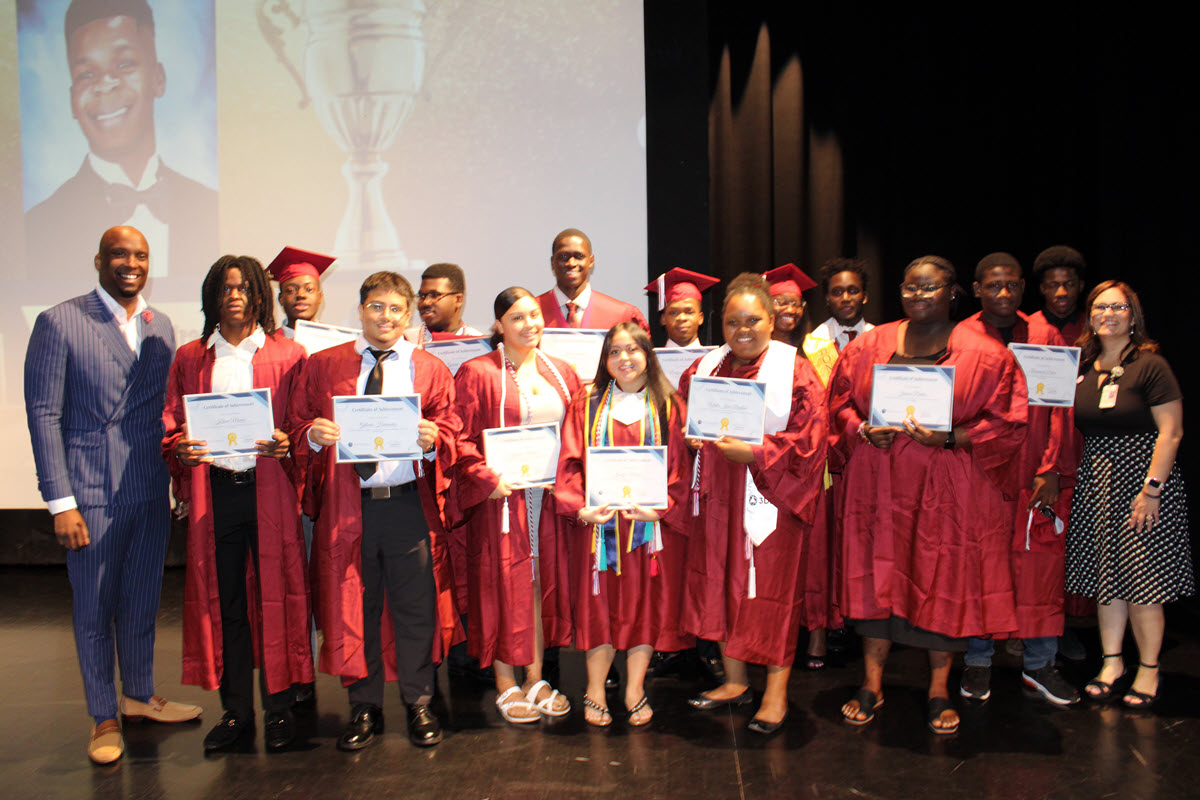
[{"x1": 258, "y1": 0, "x2": 426, "y2": 272}]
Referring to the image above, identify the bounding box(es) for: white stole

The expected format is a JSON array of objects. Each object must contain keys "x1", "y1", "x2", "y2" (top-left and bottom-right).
[{"x1": 693, "y1": 340, "x2": 795, "y2": 597}]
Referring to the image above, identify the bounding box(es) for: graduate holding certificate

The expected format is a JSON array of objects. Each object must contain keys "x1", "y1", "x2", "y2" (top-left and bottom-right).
[
  {"x1": 163, "y1": 255, "x2": 312, "y2": 753},
  {"x1": 555, "y1": 323, "x2": 694, "y2": 727},
  {"x1": 452, "y1": 287, "x2": 581, "y2": 724},
  {"x1": 829, "y1": 255, "x2": 1028, "y2": 735},
  {"x1": 678, "y1": 274, "x2": 828, "y2": 735}
]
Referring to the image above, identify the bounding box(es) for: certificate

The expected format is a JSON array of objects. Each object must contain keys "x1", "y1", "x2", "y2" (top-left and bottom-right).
[
  {"x1": 332, "y1": 394, "x2": 423, "y2": 463},
  {"x1": 653, "y1": 346, "x2": 714, "y2": 390},
  {"x1": 482, "y1": 423, "x2": 560, "y2": 488},
  {"x1": 1009, "y1": 343, "x2": 1081, "y2": 407},
  {"x1": 869, "y1": 364, "x2": 955, "y2": 431},
  {"x1": 685, "y1": 376, "x2": 767, "y2": 444},
  {"x1": 183, "y1": 388, "x2": 275, "y2": 460},
  {"x1": 586, "y1": 446, "x2": 668, "y2": 509},
  {"x1": 423, "y1": 336, "x2": 492, "y2": 376},
  {"x1": 294, "y1": 319, "x2": 360, "y2": 354},
  {"x1": 538, "y1": 328, "x2": 608, "y2": 381}
]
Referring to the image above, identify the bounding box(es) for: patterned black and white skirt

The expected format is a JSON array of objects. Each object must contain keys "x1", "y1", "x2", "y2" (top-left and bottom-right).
[{"x1": 1066, "y1": 431, "x2": 1194, "y2": 604}]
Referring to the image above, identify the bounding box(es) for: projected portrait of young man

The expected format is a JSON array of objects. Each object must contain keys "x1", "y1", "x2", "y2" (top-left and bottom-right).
[{"x1": 20, "y1": 0, "x2": 218, "y2": 285}]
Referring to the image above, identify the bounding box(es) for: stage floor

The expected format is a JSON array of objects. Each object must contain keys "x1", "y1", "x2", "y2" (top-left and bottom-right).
[{"x1": 2, "y1": 566, "x2": 1199, "y2": 800}]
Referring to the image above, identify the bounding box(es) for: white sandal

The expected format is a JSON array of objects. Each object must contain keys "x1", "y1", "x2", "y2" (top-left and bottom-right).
[
  {"x1": 496, "y1": 686, "x2": 540, "y2": 724},
  {"x1": 526, "y1": 679, "x2": 571, "y2": 717}
]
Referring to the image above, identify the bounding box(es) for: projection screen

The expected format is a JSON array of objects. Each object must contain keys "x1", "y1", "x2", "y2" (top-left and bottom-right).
[{"x1": 0, "y1": 0, "x2": 647, "y2": 508}]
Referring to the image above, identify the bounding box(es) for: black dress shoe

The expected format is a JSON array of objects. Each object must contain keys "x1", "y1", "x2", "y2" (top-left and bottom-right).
[
  {"x1": 699, "y1": 655, "x2": 726, "y2": 683},
  {"x1": 264, "y1": 709, "x2": 296, "y2": 752},
  {"x1": 203, "y1": 712, "x2": 252, "y2": 752},
  {"x1": 747, "y1": 711, "x2": 787, "y2": 735},
  {"x1": 688, "y1": 688, "x2": 754, "y2": 710},
  {"x1": 406, "y1": 704, "x2": 442, "y2": 747},
  {"x1": 338, "y1": 705, "x2": 384, "y2": 751}
]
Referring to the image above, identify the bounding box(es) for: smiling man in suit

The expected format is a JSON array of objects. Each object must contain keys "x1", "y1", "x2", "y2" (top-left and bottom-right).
[{"x1": 24, "y1": 225, "x2": 201, "y2": 765}]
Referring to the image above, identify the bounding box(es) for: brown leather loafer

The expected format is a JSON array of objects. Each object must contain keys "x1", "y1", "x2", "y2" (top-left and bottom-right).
[
  {"x1": 120, "y1": 695, "x2": 203, "y2": 723},
  {"x1": 89, "y1": 719, "x2": 123, "y2": 764}
]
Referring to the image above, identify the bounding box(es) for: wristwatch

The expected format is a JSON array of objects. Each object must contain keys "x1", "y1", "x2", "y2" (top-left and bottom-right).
[{"x1": 943, "y1": 429, "x2": 956, "y2": 450}]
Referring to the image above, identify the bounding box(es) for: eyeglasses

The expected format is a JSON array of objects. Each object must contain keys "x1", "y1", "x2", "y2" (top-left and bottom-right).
[
  {"x1": 900, "y1": 282, "x2": 950, "y2": 296},
  {"x1": 365, "y1": 302, "x2": 407, "y2": 316},
  {"x1": 1091, "y1": 302, "x2": 1131, "y2": 314},
  {"x1": 417, "y1": 290, "x2": 460, "y2": 302},
  {"x1": 979, "y1": 281, "x2": 1022, "y2": 295},
  {"x1": 772, "y1": 298, "x2": 805, "y2": 309},
  {"x1": 827, "y1": 286, "x2": 863, "y2": 298}
]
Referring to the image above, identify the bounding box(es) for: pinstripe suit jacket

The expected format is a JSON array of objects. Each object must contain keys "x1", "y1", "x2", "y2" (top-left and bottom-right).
[{"x1": 24, "y1": 289, "x2": 175, "y2": 509}]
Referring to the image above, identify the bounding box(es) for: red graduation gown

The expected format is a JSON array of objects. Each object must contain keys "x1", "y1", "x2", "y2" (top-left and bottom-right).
[
  {"x1": 828, "y1": 321, "x2": 1027, "y2": 639},
  {"x1": 536, "y1": 288, "x2": 650, "y2": 334},
  {"x1": 554, "y1": 389, "x2": 694, "y2": 652},
  {"x1": 679, "y1": 350, "x2": 828, "y2": 667},
  {"x1": 162, "y1": 332, "x2": 314, "y2": 694},
  {"x1": 286, "y1": 341, "x2": 463, "y2": 685},
  {"x1": 959, "y1": 312, "x2": 1079, "y2": 637},
  {"x1": 451, "y1": 350, "x2": 581, "y2": 666}
]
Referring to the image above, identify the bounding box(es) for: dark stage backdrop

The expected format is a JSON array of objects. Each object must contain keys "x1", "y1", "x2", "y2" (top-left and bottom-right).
[{"x1": 643, "y1": 3, "x2": 1196, "y2": 546}]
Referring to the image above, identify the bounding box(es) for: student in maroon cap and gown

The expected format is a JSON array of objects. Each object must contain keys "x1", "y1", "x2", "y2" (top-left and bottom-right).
[
  {"x1": 958, "y1": 253, "x2": 1080, "y2": 705},
  {"x1": 288, "y1": 271, "x2": 460, "y2": 750},
  {"x1": 764, "y1": 263, "x2": 817, "y2": 350},
  {"x1": 646, "y1": 267, "x2": 720, "y2": 349},
  {"x1": 680, "y1": 273, "x2": 827, "y2": 735},
  {"x1": 556, "y1": 322, "x2": 694, "y2": 726},
  {"x1": 831, "y1": 256, "x2": 1027, "y2": 735},
  {"x1": 163, "y1": 255, "x2": 312, "y2": 753},
  {"x1": 453, "y1": 287, "x2": 581, "y2": 723},
  {"x1": 537, "y1": 228, "x2": 649, "y2": 333}
]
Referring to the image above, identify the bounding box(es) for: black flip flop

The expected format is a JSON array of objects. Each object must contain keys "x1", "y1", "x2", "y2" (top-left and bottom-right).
[
  {"x1": 843, "y1": 688, "x2": 883, "y2": 726},
  {"x1": 927, "y1": 696, "x2": 959, "y2": 735}
]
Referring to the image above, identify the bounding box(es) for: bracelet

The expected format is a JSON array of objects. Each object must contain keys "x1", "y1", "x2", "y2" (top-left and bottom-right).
[
  {"x1": 858, "y1": 422, "x2": 870, "y2": 441},
  {"x1": 1142, "y1": 489, "x2": 1162, "y2": 499}
]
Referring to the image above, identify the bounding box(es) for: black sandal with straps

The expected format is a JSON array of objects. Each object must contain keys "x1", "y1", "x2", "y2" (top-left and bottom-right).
[
  {"x1": 1085, "y1": 653, "x2": 1127, "y2": 701},
  {"x1": 1122, "y1": 661, "x2": 1159, "y2": 709}
]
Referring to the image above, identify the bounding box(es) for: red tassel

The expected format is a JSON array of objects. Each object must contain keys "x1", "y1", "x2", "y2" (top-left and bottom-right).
[{"x1": 650, "y1": 555, "x2": 659, "y2": 577}]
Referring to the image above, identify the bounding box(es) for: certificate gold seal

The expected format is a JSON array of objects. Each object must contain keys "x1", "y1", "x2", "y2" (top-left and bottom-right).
[
  {"x1": 227, "y1": 432, "x2": 237, "y2": 446},
  {"x1": 521, "y1": 464, "x2": 530, "y2": 478},
  {"x1": 720, "y1": 418, "x2": 730, "y2": 431},
  {"x1": 1036, "y1": 382, "x2": 1045, "y2": 395},
  {"x1": 373, "y1": 436, "x2": 384, "y2": 450},
  {"x1": 622, "y1": 486, "x2": 632, "y2": 500},
  {"x1": 905, "y1": 405, "x2": 915, "y2": 418}
]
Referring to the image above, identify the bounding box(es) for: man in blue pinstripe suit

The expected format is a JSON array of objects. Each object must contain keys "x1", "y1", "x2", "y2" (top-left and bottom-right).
[{"x1": 25, "y1": 226, "x2": 201, "y2": 764}]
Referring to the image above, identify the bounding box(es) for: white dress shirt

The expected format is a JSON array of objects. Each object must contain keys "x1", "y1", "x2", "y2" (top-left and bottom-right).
[
  {"x1": 810, "y1": 316, "x2": 873, "y2": 351},
  {"x1": 210, "y1": 326, "x2": 267, "y2": 472},
  {"x1": 662, "y1": 336, "x2": 704, "y2": 349},
  {"x1": 553, "y1": 284, "x2": 593, "y2": 322}
]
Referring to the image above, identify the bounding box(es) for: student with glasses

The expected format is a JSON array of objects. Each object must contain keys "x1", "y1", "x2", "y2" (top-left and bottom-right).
[
  {"x1": 830, "y1": 255, "x2": 1027, "y2": 736},
  {"x1": 1066, "y1": 280, "x2": 1192, "y2": 710},
  {"x1": 406, "y1": 262, "x2": 484, "y2": 344}
]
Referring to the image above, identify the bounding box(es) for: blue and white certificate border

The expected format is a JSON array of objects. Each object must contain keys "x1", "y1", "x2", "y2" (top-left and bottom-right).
[
  {"x1": 586, "y1": 446, "x2": 669, "y2": 509},
  {"x1": 1009, "y1": 343, "x2": 1080, "y2": 407},
  {"x1": 333, "y1": 394, "x2": 423, "y2": 462},
  {"x1": 182, "y1": 388, "x2": 273, "y2": 458},
  {"x1": 685, "y1": 376, "x2": 767, "y2": 444},
  {"x1": 869, "y1": 364, "x2": 955, "y2": 431},
  {"x1": 482, "y1": 422, "x2": 561, "y2": 488}
]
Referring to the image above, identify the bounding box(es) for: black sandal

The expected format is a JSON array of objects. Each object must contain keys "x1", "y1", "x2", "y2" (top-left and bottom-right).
[
  {"x1": 927, "y1": 697, "x2": 959, "y2": 735},
  {"x1": 1085, "y1": 653, "x2": 1127, "y2": 701},
  {"x1": 842, "y1": 688, "x2": 883, "y2": 726},
  {"x1": 1122, "y1": 662, "x2": 1159, "y2": 709}
]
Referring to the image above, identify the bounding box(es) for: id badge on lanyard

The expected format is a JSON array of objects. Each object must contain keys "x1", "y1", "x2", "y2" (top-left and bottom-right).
[{"x1": 1099, "y1": 383, "x2": 1118, "y2": 409}]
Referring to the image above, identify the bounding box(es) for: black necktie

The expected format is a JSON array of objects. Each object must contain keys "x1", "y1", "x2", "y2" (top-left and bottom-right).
[{"x1": 354, "y1": 348, "x2": 390, "y2": 480}]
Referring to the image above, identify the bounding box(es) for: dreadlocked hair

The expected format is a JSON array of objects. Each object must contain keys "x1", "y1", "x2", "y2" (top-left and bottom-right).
[{"x1": 200, "y1": 254, "x2": 277, "y2": 345}]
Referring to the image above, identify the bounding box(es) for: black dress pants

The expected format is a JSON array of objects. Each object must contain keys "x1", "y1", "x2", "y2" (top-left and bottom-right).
[
  {"x1": 348, "y1": 486, "x2": 436, "y2": 708},
  {"x1": 211, "y1": 469, "x2": 294, "y2": 719}
]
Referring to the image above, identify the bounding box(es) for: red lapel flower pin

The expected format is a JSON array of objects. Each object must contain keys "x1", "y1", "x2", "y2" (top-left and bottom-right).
[{"x1": 142, "y1": 309, "x2": 154, "y2": 324}]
